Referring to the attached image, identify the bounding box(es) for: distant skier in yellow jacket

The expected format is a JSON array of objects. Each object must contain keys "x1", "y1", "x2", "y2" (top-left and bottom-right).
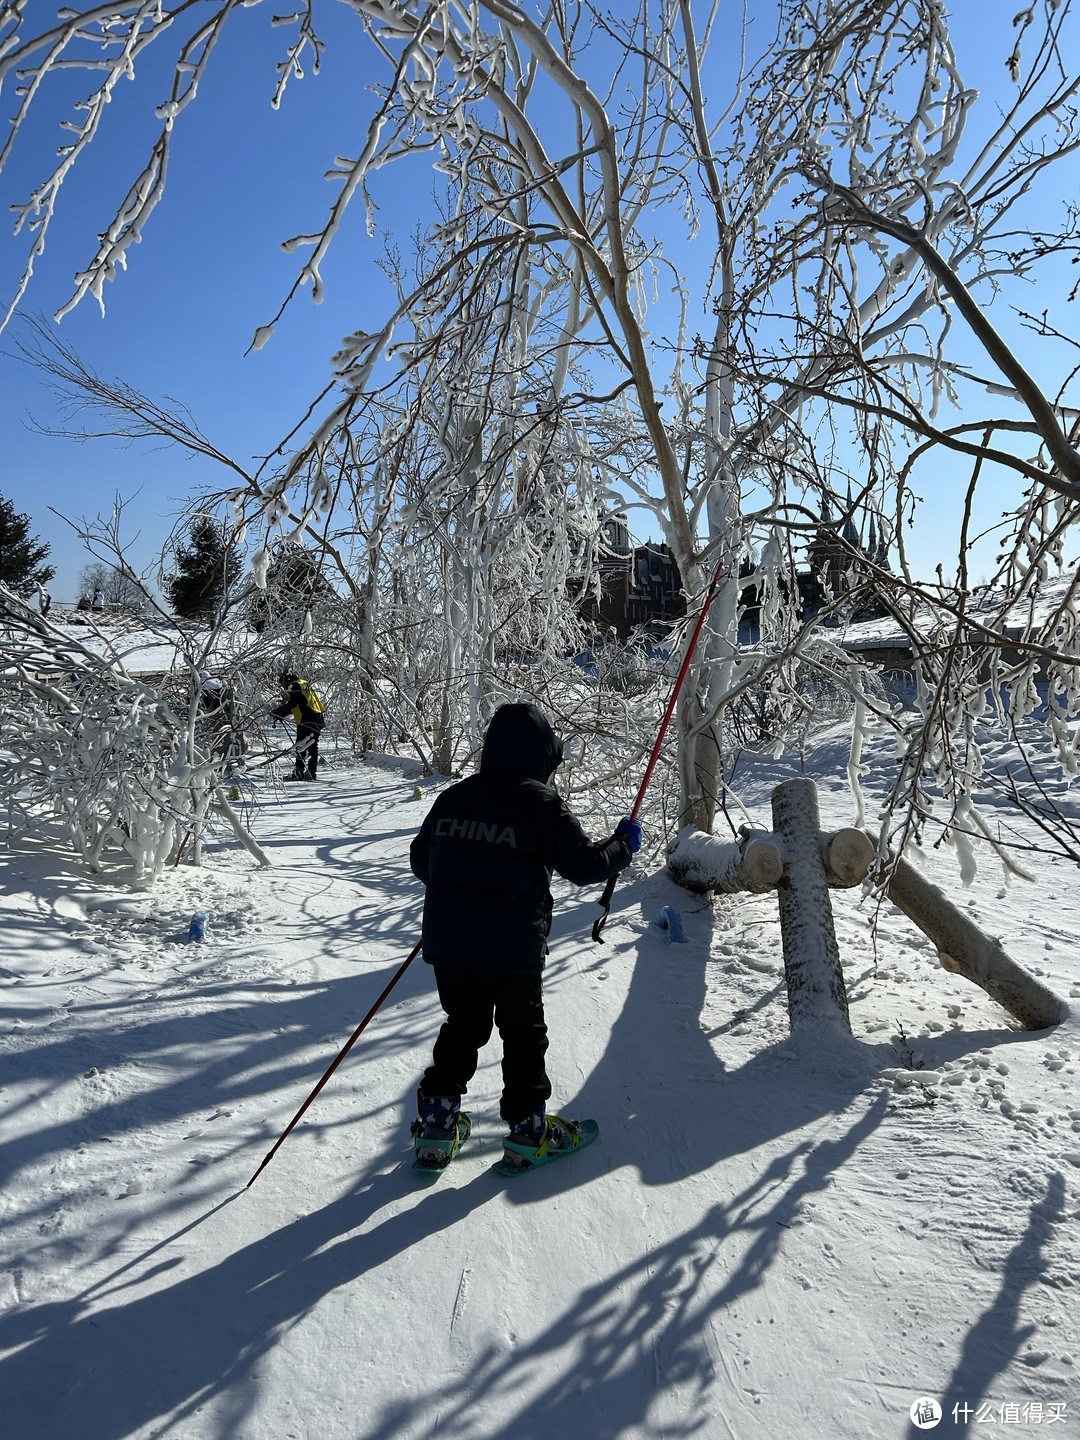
[{"x1": 271, "y1": 672, "x2": 325, "y2": 781}]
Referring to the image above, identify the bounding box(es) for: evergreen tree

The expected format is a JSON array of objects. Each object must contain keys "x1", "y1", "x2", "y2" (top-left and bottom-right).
[
  {"x1": 0, "y1": 495, "x2": 55, "y2": 597},
  {"x1": 166, "y1": 516, "x2": 238, "y2": 621}
]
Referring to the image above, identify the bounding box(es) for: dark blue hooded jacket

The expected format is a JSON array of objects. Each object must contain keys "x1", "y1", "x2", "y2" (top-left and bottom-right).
[{"x1": 410, "y1": 703, "x2": 632, "y2": 974}]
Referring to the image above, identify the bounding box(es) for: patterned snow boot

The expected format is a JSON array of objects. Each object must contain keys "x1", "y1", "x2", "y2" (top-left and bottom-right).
[{"x1": 411, "y1": 1091, "x2": 471, "y2": 1173}]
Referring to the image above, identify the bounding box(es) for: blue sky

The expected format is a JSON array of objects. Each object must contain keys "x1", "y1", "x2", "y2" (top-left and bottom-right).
[
  {"x1": 0, "y1": 1, "x2": 1076, "y2": 599},
  {"x1": 0, "y1": 2, "x2": 407, "y2": 595}
]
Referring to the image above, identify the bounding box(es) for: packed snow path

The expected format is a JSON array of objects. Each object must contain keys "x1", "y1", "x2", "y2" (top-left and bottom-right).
[{"x1": 1, "y1": 746, "x2": 1078, "y2": 1439}]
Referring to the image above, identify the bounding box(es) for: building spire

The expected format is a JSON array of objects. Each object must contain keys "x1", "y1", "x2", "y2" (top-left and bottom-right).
[{"x1": 841, "y1": 481, "x2": 860, "y2": 548}]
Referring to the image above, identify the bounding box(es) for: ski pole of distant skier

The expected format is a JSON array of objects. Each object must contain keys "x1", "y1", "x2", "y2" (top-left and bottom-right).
[
  {"x1": 592, "y1": 554, "x2": 727, "y2": 944},
  {"x1": 246, "y1": 941, "x2": 422, "y2": 1189}
]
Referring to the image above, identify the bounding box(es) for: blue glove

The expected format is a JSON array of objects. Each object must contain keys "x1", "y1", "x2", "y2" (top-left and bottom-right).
[{"x1": 615, "y1": 816, "x2": 642, "y2": 854}]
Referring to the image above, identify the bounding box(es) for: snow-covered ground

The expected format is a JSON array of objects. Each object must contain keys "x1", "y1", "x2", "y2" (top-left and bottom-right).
[
  {"x1": 1, "y1": 729, "x2": 1078, "y2": 1439},
  {"x1": 32, "y1": 612, "x2": 208, "y2": 677}
]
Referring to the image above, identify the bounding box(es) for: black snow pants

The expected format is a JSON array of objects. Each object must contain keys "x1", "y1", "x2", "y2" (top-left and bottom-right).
[
  {"x1": 294, "y1": 721, "x2": 321, "y2": 779},
  {"x1": 421, "y1": 967, "x2": 551, "y2": 1125}
]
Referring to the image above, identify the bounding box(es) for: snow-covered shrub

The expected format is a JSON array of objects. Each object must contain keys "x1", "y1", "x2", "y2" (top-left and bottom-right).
[
  {"x1": 586, "y1": 638, "x2": 665, "y2": 697},
  {"x1": 0, "y1": 589, "x2": 260, "y2": 881}
]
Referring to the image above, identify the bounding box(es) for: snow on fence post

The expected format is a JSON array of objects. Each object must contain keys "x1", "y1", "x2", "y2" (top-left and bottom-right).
[
  {"x1": 771, "y1": 778, "x2": 852, "y2": 1036},
  {"x1": 885, "y1": 856, "x2": 1069, "y2": 1031},
  {"x1": 666, "y1": 826, "x2": 783, "y2": 894},
  {"x1": 668, "y1": 823, "x2": 874, "y2": 895}
]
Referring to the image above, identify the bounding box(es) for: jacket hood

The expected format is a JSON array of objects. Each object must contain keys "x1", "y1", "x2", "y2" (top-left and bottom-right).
[{"x1": 480, "y1": 703, "x2": 562, "y2": 782}]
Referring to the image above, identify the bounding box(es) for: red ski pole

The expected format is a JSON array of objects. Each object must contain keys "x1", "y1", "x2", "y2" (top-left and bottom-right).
[
  {"x1": 246, "y1": 941, "x2": 422, "y2": 1188},
  {"x1": 592, "y1": 555, "x2": 727, "y2": 943}
]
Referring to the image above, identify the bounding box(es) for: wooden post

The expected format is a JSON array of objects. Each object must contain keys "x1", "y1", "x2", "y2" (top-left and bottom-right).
[
  {"x1": 665, "y1": 788, "x2": 1068, "y2": 1036},
  {"x1": 886, "y1": 856, "x2": 1069, "y2": 1031},
  {"x1": 771, "y1": 778, "x2": 851, "y2": 1035},
  {"x1": 823, "y1": 828, "x2": 875, "y2": 887},
  {"x1": 666, "y1": 827, "x2": 783, "y2": 894}
]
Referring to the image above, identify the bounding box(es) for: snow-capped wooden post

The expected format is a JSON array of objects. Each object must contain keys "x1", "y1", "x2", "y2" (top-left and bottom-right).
[
  {"x1": 667, "y1": 780, "x2": 874, "y2": 1036},
  {"x1": 667, "y1": 788, "x2": 1069, "y2": 1033},
  {"x1": 771, "y1": 777, "x2": 852, "y2": 1035},
  {"x1": 666, "y1": 828, "x2": 784, "y2": 894},
  {"x1": 886, "y1": 856, "x2": 1069, "y2": 1031}
]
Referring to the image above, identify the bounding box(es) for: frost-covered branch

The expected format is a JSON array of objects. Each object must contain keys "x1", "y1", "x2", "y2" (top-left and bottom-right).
[
  {"x1": 0, "y1": 583, "x2": 267, "y2": 879},
  {"x1": 5, "y1": 0, "x2": 1080, "y2": 875}
]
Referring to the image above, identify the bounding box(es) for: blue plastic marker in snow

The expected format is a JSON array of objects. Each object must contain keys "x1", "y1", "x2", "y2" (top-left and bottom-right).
[
  {"x1": 188, "y1": 910, "x2": 209, "y2": 942},
  {"x1": 654, "y1": 906, "x2": 686, "y2": 943}
]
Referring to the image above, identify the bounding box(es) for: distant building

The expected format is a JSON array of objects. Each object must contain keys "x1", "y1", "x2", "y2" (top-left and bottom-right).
[
  {"x1": 572, "y1": 495, "x2": 890, "y2": 645},
  {"x1": 571, "y1": 513, "x2": 685, "y2": 640},
  {"x1": 799, "y1": 491, "x2": 891, "y2": 621}
]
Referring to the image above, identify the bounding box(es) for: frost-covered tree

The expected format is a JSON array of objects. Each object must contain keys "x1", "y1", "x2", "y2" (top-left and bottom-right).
[
  {"x1": 336, "y1": 214, "x2": 610, "y2": 771},
  {"x1": 0, "y1": 494, "x2": 54, "y2": 595},
  {"x1": 14, "y1": 207, "x2": 620, "y2": 772},
  {"x1": 0, "y1": 585, "x2": 269, "y2": 878},
  {"x1": 3, "y1": 0, "x2": 1080, "y2": 871},
  {"x1": 261, "y1": 0, "x2": 1080, "y2": 855}
]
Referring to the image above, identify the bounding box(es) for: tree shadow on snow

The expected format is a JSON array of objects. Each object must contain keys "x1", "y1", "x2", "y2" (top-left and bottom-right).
[
  {"x1": 0, "y1": 1095, "x2": 885, "y2": 1440},
  {"x1": 0, "y1": 1162, "x2": 501, "y2": 1440},
  {"x1": 908, "y1": 1170, "x2": 1070, "y2": 1440},
  {"x1": 4, "y1": 784, "x2": 1064, "y2": 1440},
  {"x1": 0, "y1": 953, "x2": 438, "y2": 1192},
  {"x1": 0, "y1": 862, "x2": 890, "y2": 1440},
  {"x1": 356, "y1": 1097, "x2": 890, "y2": 1440}
]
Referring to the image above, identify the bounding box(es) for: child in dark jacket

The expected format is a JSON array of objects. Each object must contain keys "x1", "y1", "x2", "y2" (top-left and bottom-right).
[{"x1": 409, "y1": 702, "x2": 641, "y2": 1172}]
